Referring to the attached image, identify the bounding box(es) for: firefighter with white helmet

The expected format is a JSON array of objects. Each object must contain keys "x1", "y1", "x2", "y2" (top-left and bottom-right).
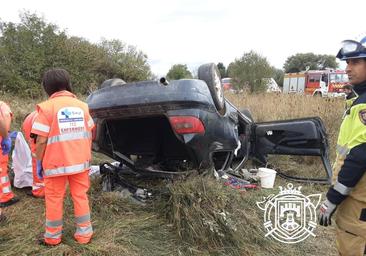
[{"x1": 318, "y1": 36, "x2": 366, "y2": 255}]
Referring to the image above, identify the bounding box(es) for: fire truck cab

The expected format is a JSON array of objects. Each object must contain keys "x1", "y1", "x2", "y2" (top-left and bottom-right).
[{"x1": 283, "y1": 69, "x2": 348, "y2": 97}]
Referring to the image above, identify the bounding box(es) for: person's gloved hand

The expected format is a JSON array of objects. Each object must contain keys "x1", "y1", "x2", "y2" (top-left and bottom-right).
[
  {"x1": 1, "y1": 136, "x2": 12, "y2": 155},
  {"x1": 36, "y1": 160, "x2": 43, "y2": 179},
  {"x1": 318, "y1": 199, "x2": 337, "y2": 226},
  {"x1": 9, "y1": 131, "x2": 18, "y2": 140}
]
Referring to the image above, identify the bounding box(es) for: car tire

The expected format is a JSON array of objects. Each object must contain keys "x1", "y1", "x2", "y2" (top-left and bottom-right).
[
  {"x1": 99, "y1": 78, "x2": 126, "y2": 89},
  {"x1": 313, "y1": 91, "x2": 322, "y2": 97},
  {"x1": 240, "y1": 108, "x2": 253, "y2": 121},
  {"x1": 198, "y1": 63, "x2": 225, "y2": 113}
]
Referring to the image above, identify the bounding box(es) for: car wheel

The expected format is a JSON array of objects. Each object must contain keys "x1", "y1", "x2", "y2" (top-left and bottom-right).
[
  {"x1": 240, "y1": 108, "x2": 253, "y2": 121},
  {"x1": 198, "y1": 63, "x2": 225, "y2": 113},
  {"x1": 313, "y1": 91, "x2": 322, "y2": 97},
  {"x1": 99, "y1": 78, "x2": 126, "y2": 89}
]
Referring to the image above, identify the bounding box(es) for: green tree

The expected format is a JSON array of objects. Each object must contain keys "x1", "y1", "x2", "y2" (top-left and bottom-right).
[
  {"x1": 217, "y1": 62, "x2": 226, "y2": 78},
  {"x1": 98, "y1": 39, "x2": 152, "y2": 83},
  {"x1": 283, "y1": 53, "x2": 338, "y2": 73},
  {"x1": 272, "y1": 67, "x2": 284, "y2": 87},
  {"x1": 0, "y1": 12, "x2": 67, "y2": 96},
  {"x1": 166, "y1": 64, "x2": 192, "y2": 80},
  {"x1": 227, "y1": 51, "x2": 273, "y2": 92},
  {"x1": 0, "y1": 12, "x2": 152, "y2": 96}
]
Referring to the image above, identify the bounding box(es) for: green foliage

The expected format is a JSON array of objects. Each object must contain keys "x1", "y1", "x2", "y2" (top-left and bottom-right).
[
  {"x1": 0, "y1": 12, "x2": 66, "y2": 97},
  {"x1": 272, "y1": 67, "x2": 284, "y2": 87},
  {"x1": 98, "y1": 39, "x2": 152, "y2": 83},
  {"x1": 217, "y1": 62, "x2": 226, "y2": 78},
  {"x1": 227, "y1": 51, "x2": 273, "y2": 92},
  {"x1": 166, "y1": 64, "x2": 192, "y2": 80},
  {"x1": 283, "y1": 53, "x2": 338, "y2": 73},
  {"x1": 0, "y1": 12, "x2": 152, "y2": 97}
]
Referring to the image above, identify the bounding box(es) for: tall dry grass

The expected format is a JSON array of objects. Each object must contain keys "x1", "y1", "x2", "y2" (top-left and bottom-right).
[
  {"x1": 0, "y1": 92, "x2": 343, "y2": 255},
  {"x1": 226, "y1": 92, "x2": 344, "y2": 161}
]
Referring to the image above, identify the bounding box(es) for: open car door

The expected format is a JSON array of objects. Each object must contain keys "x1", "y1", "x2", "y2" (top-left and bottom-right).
[{"x1": 252, "y1": 117, "x2": 332, "y2": 184}]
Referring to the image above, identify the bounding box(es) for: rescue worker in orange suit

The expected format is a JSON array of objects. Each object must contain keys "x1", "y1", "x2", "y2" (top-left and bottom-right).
[
  {"x1": 23, "y1": 111, "x2": 44, "y2": 198},
  {"x1": 318, "y1": 37, "x2": 366, "y2": 255},
  {"x1": 31, "y1": 68, "x2": 94, "y2": 245},
  {"x1": 0, "y1": 101, "x2": 19, "y2": 215}
]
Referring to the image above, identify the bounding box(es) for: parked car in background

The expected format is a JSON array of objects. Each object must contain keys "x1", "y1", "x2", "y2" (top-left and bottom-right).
[
  {"x1": 87, "y1": 63, "x2": 332, "y2": 184},
  {"x1": 264, "y1": 78, "x2": 282, "y2": 93}
]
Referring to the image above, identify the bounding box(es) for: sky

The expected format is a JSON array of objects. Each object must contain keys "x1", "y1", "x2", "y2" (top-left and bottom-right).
[{"x1": 0, "y1": 0, "x2": 365, "y2": 76}]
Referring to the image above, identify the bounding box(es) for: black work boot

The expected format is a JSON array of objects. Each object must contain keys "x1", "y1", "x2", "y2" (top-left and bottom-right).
[{"x1": 0, "y1": 197, "x2": 20, "y2": 208}]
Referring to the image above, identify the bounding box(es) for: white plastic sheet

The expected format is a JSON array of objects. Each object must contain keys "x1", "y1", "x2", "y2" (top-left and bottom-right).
[{"x1": 12, "y1": 132, "x2": 33, "y2": 188}]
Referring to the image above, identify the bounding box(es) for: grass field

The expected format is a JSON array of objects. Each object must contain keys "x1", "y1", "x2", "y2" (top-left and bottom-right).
[{"x1": 0, "y1": 92, "x2": 344, "y2": 255}]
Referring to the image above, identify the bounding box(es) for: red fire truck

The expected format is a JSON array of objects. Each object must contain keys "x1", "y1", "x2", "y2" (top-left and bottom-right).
[{"x1": 283, "y1": 69, "x2": 349, "y2": 97}]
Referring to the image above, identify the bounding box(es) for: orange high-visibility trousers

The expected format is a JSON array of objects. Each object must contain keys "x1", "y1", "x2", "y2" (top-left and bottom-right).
[
  {"x1": 0, "y1": 153, "x2": 14, "y2": 203},
  {"x1": 43, "y1": 170, "x2": 93, "y2": 245},
  {"x1": 22, "y1": 111, "x2": 44, "y2": 197},
  {"x1": 31, "y1": 156, "x2": 44, "y2": 198}
]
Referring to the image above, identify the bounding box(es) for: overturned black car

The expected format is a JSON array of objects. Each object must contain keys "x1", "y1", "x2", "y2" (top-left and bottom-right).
[{"x1": 87, "y1": 63, "x2": 332, "y2": 184}]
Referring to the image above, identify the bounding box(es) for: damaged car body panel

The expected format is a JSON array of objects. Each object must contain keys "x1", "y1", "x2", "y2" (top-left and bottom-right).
[
  {"x1": 252, "y1": 118, "x2": 332, "y2": 183},
  {"x1": 87, "y1": 63, "x2": 332, "y2": 184},
  {"x1": 88, "y1": 79, "x2": 241, "y2": 175}
]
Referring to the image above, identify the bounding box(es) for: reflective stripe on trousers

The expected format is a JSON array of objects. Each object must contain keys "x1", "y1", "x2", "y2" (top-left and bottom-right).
[
  {"x1": 2, "y1": 186, "x2": 10, "y2": 193},
  {"x1": 1, "y1": 176, "x2": 11, "y2": 193},
  {"x1": 46, "y1": 219, "x2": 63, "y2": 228},
  {"x1": 75, "y1": 213, "x2": 90, "y2": 224},
  {"x1": 1, "y1": 176, "x2": 9, "y2": 183},
  {"x1": 0, "y1": 156, "x2": 14, "y2": 202},
  {"x1": 75, "y1": 225, "x2": 93, "y2": 236},
  {"x1": 45, "y1": 219, "x2": 63, "y2": 240},
  {"x1": 44, "y1": 230, "x2": 62, "y2": 239},
  {"x1": 75, "y1": 213, "x2": 93, "y2": 236}
]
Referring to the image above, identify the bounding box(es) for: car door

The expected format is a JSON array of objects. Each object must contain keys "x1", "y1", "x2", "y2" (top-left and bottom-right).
[{"x1": 252, "y1": 117, "x2": 332, "y2": 184}]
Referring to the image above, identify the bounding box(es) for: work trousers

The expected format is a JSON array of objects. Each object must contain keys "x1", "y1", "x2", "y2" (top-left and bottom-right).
[
  {"x1": 0, "y1": 153, "x2": 14, "y2": 203},
  {"x1": 31, "y1": 156, "x2": 44, "y2": 198},
  {"x1": 336, "y1": 197, "x2": 366, "y2": 256},
  {"x1": 43, "y1": 170, "x2": 93, "y2": 245}
]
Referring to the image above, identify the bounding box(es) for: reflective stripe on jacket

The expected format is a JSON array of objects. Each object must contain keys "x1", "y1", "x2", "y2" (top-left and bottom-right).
[
  {"x1": 31, "y1": 91, "x2": 94, "y2": 178},
  {"x1": 330, "y1": 92, "x2": 366, "y2": 203}
]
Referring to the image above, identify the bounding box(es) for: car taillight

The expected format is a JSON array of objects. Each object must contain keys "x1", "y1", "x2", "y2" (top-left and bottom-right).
[{"x1": 169, "y1": 116, "x2": 205, "y2": 134}]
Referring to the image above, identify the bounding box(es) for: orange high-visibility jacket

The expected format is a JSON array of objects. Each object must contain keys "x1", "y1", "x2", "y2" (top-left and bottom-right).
[
  {"x1": 31, "y1": 91, "x2": 94, "y2": 178},
  {"x1": 22, "y1": 111, "x2": 38, "y2": 144}
]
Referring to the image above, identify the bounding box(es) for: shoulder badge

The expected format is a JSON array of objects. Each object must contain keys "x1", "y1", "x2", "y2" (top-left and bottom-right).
[{"x1": 359, "y1": 109, "x2": 366, "y2": 125}]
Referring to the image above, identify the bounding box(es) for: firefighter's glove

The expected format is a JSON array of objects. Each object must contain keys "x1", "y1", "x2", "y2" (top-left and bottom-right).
[
  {"x1": 1, "y1": 136, "x2": 11, "y2": 155},
  {"x1": 318, "y1": 199, "x2": 337, "y2": 226},
  {"x1": 36, "y1": 160, "x2": 43, "y2": 179}
]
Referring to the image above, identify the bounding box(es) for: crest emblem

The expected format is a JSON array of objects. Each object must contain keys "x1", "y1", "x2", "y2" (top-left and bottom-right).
[
  {"x1": 256, "y1": 183, "x2": 321, "y2": 244},
  {"x1": 359, "y1": 109, "x2": 366, "y2": 125}
]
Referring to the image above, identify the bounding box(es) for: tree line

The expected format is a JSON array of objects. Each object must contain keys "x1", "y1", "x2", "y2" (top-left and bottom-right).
[
  {"x1": 0, "y1": 12, "x2": 152, "y2": 97},
  {"x1": 167, "y1": 51, "x2": 338, "y2": 92},
  {"x1": 0, "y1": 12, "x2": 339, "y2": 96}
]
